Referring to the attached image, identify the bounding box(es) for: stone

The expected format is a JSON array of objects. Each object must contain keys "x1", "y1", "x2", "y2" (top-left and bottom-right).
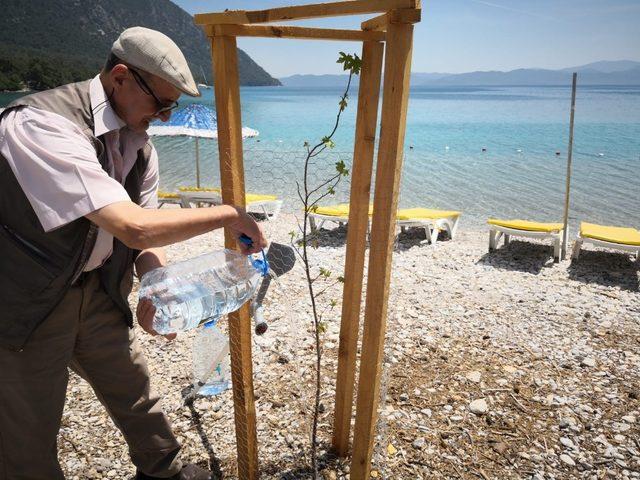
[
  {"x1": 466, "y1": 371, "x2": 482, "y2": 383},
  {"x1": 469, "y1": 398, "x2": 488, "y2": 415},
  {"x1": 560, "y1": 454, "x2": 576, "y2": 466},
  {"x1": 412, "y1": 438, "x2": 426, "y2": 449},
  {"x1": 581, "y1": 357, "x2": 596, "y2": 367},
  {"x1": 560, "y1": 437, "x2": 575, "y2": 449}
]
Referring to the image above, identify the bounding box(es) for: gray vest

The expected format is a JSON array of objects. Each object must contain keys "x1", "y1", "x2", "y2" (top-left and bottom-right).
[{"x1": 0, "y1": 80, "x2": 152, "y2": 351}]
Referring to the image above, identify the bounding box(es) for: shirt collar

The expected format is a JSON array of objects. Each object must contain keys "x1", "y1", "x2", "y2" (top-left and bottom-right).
[{"x1": 89, "y1": 75, "x2": 126, "y2": 137}]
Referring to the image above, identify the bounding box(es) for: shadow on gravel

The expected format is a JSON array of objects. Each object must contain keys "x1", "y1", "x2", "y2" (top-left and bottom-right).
[
  {"x1": 179, "y1": 386, "x2": 224, "y2": 479},
  {"x1": 260, "y1": 449, "x2": 340, "y2": 479},
  {"x1": 568, "y1": 250, "x2": 639, "y2": 292},
  {"x1": 305, "y1": 224, "x2": 349, "y2": 247},
  {"x1": 307, "y1": 224, "x2": 452, "y2": 251},
  {"x1": 477, "y1": 240, "x2": 556, "y2": 274}
]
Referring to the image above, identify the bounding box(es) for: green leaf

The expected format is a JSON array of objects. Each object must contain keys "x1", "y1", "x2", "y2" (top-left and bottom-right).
[
  {"x1": 335, "y1": 160, "x2": 348, "y2": 176},
  {"x1": 319, "y1": 267, "x2": 331, "y2": 278}
]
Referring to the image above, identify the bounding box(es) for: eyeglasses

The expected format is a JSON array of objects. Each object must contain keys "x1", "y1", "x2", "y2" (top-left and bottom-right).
[{"x1": 129, "y1": 68, "x2": 179, "y2": 115}]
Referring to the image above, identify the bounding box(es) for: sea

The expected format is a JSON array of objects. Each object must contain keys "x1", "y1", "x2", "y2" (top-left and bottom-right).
[{"x1": 2, "y1": 84, "x2": 639, "y2": 230}]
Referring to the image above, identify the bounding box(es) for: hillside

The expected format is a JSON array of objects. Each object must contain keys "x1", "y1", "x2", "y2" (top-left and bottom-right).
[
  {"x1": 0, "y1": 0, "x2": 280, "y2": 91},
  {"x1": 280, "y1": 60, "x2": 640, "y2": 87}
]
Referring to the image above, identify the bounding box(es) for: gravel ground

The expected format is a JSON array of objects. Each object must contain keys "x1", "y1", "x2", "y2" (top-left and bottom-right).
[{"x1": 59, "y1": 213, "x2": 639, "y2": 479}]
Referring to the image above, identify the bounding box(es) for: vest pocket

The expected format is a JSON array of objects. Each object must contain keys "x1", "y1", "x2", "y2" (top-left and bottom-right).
[{"x1": 0, "y1": 224, "x2": 56, "y2": 292}]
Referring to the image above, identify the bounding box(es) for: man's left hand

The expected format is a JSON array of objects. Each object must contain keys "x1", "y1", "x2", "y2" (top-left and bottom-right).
[{"x1": 136, "y1": 297, "x2": 177, "y2": 341}]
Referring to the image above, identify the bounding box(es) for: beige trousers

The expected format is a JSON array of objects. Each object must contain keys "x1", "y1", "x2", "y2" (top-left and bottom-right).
[{"x1": 0, "y1": 271, "x2": 182, "y2": 479}]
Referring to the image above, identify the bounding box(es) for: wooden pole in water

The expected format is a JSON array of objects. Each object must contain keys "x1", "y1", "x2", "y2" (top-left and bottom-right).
[{"x1": 561, "y1": 72, "x2": 577, "y2": 260}]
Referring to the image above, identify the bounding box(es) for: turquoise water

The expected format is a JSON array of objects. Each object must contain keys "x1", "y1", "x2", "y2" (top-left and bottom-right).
[{"x1": 3, "y1": 85, "x2": 639, "y2": 229}]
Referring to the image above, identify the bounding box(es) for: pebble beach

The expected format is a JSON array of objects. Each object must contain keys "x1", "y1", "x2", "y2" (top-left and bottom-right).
[{"x1": 59, "y1": 212, "x2": 639, "y2": 479}]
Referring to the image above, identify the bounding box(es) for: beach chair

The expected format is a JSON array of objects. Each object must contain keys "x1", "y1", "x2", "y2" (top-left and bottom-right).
[
  {"x1": 572, "y1": 222, "x2": 640, "y2": 261},
  {"x1": 309, "y1": 204, "x2": 460, "y2": 245},
  {"x1": 396, "y1": 208, "x2": 461, "y2": 244},
  {"x1": 178, "y1": 186, "x2": 282, "y2": 221},
  {"x1": 157, "y1": 190, "x2": 182, "y2": 208},
  {"x1": 307, "y1": 203, "x2": 371, "y2": 233},
  {"x1": 488, "y1": 219, "x2": 564, "y2": 262}
]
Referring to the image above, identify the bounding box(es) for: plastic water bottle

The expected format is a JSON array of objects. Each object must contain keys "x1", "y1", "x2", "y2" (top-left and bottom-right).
[
  {"x1": 139, "y1": 247, "x2": 268, "y2": 335},
  {"x1": 192, "y1": 322, "x2": 231, "y2": 396}
]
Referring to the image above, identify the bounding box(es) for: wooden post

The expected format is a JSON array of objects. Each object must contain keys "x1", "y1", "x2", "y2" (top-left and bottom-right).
[
  {"x1": 561, "y1": 72, "x2": 577, "y2": 260},
  {"x1": 332, "y1": 40, "x2": 384, "y2": 457},
  {"x1": 211, "y1": 35, "x2": 259, "y2": 479},
  {"x1": 350, "y1": 21, "x2": 414, "y2": 479}
]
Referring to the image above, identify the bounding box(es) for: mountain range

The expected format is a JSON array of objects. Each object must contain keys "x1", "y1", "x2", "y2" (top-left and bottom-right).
[
  {"x1": 0, "y1": 0, "x2": 280, "y2": 91},
  {"x1": 279, "y1": 60, "x2": 640, "y2": 87}
]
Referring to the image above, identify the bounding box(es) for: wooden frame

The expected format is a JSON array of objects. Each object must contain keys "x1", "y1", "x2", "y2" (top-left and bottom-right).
[
  {"x1": 195, "y1": 0, "x2": 420, "y2": 25},
  {"x1": 199, "y1": 2, "x2": 420, "y2": 478},
  {"x1": 207, "y1": 24, "x2": 386, "y2": 42}
]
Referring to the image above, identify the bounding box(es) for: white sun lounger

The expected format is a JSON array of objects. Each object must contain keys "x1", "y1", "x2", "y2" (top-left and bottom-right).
[
  {"x1": 488, "y1": 219, "x2": 564, "y2": 262},
  {"x1": 396, "y1": 208, "x2": 461, "y2": 244},
  {"x1": 177, "y1": 187, "x2": 282, "y2": 221},
  {"x1": 308, "y1": 204, "x2": 461, "y2": 245},
  {"x1": 572, "y1": 222, "x2": 640, "y2": 261}
]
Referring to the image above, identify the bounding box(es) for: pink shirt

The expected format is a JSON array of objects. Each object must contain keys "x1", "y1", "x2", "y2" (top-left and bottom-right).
[{"x1": 0, "y1": 76, "x2": 159, "y2": 271}]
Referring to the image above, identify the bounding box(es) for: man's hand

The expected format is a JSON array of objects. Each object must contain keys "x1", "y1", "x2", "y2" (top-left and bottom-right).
[
  {"x1": 229, "y1": 209, "x2": 268, "y2": 255},
  {"x1": 136, "y1": 297, "x2": 176, "y2": 341}
]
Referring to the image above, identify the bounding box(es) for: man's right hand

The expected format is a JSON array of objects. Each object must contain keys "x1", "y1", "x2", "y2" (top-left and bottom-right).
[{"x1": 229, "y1": 207, "x2": 268, "y2": 255}]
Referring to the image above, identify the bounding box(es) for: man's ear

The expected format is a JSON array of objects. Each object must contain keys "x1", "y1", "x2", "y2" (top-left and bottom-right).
[{"x1": 110, "y1": 64, "x2": 129, "y2": 88}]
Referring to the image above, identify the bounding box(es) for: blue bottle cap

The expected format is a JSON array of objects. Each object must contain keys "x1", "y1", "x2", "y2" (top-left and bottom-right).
[{"x1": 239, "y1": 234, "x2": 269, "y2": 276}]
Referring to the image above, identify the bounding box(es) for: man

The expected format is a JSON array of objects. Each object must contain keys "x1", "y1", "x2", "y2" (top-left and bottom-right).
[{"x1": 0, "y1": 27, "x2": 266, "y2": 480}]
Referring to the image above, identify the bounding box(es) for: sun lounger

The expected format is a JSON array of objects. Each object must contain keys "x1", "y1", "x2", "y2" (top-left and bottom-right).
[
  {"x1": 396, "y1": 208, "x2": 461, "y2": 244},
  {"x1": 157, "y1": 190, "x2": 182, "y2": 208},
  {"x1": 177, "y1": 186, "x2": 282, "y2": 220},
  {"x1": 488, "y1": 219, "x2": 564, "y2": 262},
  {"x1": 308, "y1": 203, "x2": 372, "y2": 233},
  {"x1": 572, "y1": 222, "x2": 640, "y2": 261},
  {"x1": 308, "y1": 204, "x2": 460, "y2": 245}
]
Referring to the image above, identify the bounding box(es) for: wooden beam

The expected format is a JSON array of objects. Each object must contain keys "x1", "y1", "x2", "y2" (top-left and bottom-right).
[
  {"x1": 195, "y1": 0, "x2": 420, "y2": 25},
  {"x1": 211, "y1": 35, "x2": 260, "y2": 480},
  {"x1": 350, "y1": 21, "x2": 414, "y2": 480},
  {"x1": 361, "y1": 8, "x2": 422, "y2": 31},
  {"x1": 332, "y1": 40, "x2": 384, "y2": 458},
  {"x1": 207, "y1": 24, "x2": 385, "y2": 42}
]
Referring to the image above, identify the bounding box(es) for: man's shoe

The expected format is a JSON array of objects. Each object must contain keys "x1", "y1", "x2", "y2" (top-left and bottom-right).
[{"x1": 136, "y1": 463, "x2": 213, "y2": 480}]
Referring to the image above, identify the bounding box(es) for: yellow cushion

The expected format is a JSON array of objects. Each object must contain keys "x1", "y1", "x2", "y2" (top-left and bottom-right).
[
  {"x1": 580, "y1": 222, "x2": 640, "y2": 246},
  {"x1": 178, "y1": 186, "x2": 220, "y2": 192},
  {"x1": 157, "y1": 191, "x2": 179, "y2": 199},
  {"x1": 178, "y1": 187, "x2": 276, "y2": 204},
  {"x1": 397, "y1": 208, "x2": 461, "y2": 220},
  {"x1": 245, "y1": 193, "x2": 278, "y2": 203},
  {"x1": 488, "y1": 218, "x2": 563, "y2": 233},
  {"x1": 312, "y1": 203, "x2": 374, "y2": 217},
  {"x1": 312, "y1": 204, "x2": 351, "y2": 217}
]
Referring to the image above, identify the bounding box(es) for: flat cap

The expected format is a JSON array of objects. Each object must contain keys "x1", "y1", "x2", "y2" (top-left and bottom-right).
[{"x1": 112, "y1": 26, "x2": 200, "y2": 97}]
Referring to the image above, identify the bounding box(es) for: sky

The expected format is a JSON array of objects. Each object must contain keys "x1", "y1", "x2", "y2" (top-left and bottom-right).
[{"x1": 174, "y1": 0, "x2": 640, "y2": 77}]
